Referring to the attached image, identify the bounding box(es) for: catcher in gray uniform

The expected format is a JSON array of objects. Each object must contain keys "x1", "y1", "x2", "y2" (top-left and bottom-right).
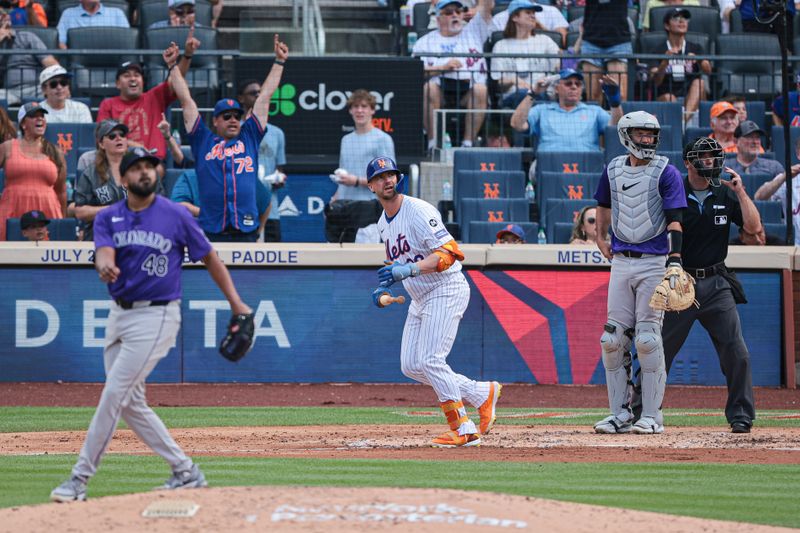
[{"x1": 592, "y1": 111, "x2": 688, "y2": 435}]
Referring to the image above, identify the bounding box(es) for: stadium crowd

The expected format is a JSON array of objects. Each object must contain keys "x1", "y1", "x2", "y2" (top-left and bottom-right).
[{"x1": 0, "y1": 0, "x2": 797, "y2": 244}]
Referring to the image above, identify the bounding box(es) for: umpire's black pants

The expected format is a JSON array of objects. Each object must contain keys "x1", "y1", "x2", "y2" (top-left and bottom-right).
[{"x1": 633, "y1": 274, "x2": 756, "y2": 426}]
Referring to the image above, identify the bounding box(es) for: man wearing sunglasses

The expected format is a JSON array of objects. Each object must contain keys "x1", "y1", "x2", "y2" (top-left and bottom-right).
[
  {"x1": 39, "y1": 64, "x2": 93, "y2": 123},
  {"x1": 170, "y1": 34, "x2": 289, "y2": 242}
]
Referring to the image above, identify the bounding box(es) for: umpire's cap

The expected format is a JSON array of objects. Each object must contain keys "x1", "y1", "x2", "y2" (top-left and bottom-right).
[
  {"x1": 120, "y1": 147, "x2": 161, "y2": 176},
  {"x1": 366, "y1": 156, "x2": 400, "y2": 182}
]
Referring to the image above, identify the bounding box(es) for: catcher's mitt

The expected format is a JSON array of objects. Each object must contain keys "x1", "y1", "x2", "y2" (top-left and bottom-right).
[
  {"x1": 649, "y1": 265, "x2": 699, "y2": 312},
  {"x1": 219, "y1": 313, "x2": 255, "y2": 362}
]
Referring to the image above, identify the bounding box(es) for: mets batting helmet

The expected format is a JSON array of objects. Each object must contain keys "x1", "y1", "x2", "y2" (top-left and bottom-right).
[{"x1": 366, "y1": 156, "x2": 400, "y2": 182}]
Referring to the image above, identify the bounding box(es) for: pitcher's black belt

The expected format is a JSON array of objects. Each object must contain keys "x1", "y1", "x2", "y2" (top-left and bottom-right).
[
  {"x1": 685, "y1": 263, "x2": 725, "y2": 279},
  {"x1": 115, "y1": 299, "x2": 170, "y2": 310}
]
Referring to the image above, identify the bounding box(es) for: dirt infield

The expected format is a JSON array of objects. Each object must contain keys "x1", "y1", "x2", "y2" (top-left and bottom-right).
[
  {"x1": 2, "y1": 383, "x2": 799, "y2": 531},
  {"x1": 2, "y1": 486, "x2": 795, "y2": 533},
  {"x1": 2, "y1": 424, "x2": 800, "y2": 464},
  {"x1": 1, "y1": 383, "x2": 798, "y2": 409}
]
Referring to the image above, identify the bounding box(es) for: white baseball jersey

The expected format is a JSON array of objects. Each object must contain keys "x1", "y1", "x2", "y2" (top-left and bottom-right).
[
  {"x1": 377, "y1": 195, "x2": 463, "y2": 301},
  {"x1": 378, "y1": 195, "x2": 489, "y2": 421},
  {"x1": 412, "y1": 15, "x2": 491, "y2": 86}
]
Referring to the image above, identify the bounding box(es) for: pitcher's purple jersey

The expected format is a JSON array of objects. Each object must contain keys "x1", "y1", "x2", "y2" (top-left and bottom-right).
[
  {"x1": 187, "y1": 114, "x2": 267, "y2": 234},
  {"x1": 594, "y1": 162, "x2": 686, "y2": 255},
  {"x1": 94, "y1": 195, "x2": 213, "y2": 301}
]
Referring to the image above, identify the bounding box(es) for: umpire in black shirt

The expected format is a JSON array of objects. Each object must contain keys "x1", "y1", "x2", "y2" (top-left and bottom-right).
[{"x1": 633, "y1": 137, "x2": 762, "y2": 433}]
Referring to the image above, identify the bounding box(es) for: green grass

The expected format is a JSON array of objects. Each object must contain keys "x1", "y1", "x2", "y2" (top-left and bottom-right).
[
  {"x1": 0, "y1": 406, "x2": 798, "y2": 433},
  {"x1": 2, "y1": 455, "x2": 799, "y2": 528}
]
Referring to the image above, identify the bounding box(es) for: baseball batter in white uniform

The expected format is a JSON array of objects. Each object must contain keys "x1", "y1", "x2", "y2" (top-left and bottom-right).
[{"x1": 367, "y1": 156, "x2": 501, "y2": 448}]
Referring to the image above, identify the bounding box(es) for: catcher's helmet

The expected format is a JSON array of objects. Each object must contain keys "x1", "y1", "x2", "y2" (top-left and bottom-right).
[
  {"x1": 617, "y1": 111, "x2": 660, "y2": 160},
  {"x1": 366, "y1": 156, "x2": 400, "y2": 182},
  {"x1": 684, "y1": 136, "x2": 724, "y2": 186}
]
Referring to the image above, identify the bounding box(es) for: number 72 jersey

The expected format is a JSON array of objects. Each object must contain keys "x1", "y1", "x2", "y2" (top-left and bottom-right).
[{"x1": 93, "y1": 196, "x2": 214, "y2": 302}]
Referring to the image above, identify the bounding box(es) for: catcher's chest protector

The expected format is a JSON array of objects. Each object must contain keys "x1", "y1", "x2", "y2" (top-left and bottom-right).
[{"x1": 608, "y1": 155, "x2": 668, "y2": 244}]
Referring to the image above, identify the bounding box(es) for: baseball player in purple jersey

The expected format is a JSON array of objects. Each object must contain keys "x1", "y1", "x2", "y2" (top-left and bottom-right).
[
  {"x1": 592, "y1": 111, "x2": 687, "y2": 435},
  {"x1": 50, "y1": 147, "x2": 252, "y2": 502},
  {"x1": 168, "y1": 34, "x2": 289, "y2": 242}
]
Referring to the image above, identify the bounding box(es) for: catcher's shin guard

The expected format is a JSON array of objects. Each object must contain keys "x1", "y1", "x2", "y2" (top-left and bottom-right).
[
  {"x1": 635, "y1": 321, "x2": 666, "y2": 420},
  {"x1": 601, "y1": 321, "x2": 634, "y2": 417}
]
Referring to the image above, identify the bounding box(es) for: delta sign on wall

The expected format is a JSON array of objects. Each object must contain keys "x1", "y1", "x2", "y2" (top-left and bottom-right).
[
  {"x1": 0, "y1": 266, "x2": 782, "y2": 385},
  {"x1": 236, "y1": 57, "x2": 424, "y2": 157}
]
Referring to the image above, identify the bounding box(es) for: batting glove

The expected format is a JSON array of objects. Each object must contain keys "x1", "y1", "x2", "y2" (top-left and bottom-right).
[
  {"x1": 601, "y1": 82, "x2": 621, "y2": 108},
  {"x1": 378, "y1": 261, "x2": 420, "y2": 284},
  {"x1": 372, "y1": 286, "x2": 393, "y2": 308}
]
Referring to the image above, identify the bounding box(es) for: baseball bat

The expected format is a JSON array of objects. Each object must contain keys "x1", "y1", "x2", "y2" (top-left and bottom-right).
[{"x1": 379, "y1": 294, "x2": 406, "y2": 306}]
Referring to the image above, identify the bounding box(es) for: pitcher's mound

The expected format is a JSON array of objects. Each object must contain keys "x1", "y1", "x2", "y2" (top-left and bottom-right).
[{"x1": 0, "y1": 486, "x2": 791, "y2": 532}]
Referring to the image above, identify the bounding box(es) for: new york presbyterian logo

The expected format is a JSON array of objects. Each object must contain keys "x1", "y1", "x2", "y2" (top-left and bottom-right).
[{"x1": 270, "y1": 84, "x2": 297, "y2": 116}]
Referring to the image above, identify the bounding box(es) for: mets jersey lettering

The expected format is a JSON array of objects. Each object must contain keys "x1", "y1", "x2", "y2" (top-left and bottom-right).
[{"x1": 377, "y1": 195, "x2": 463, "y2": 301}]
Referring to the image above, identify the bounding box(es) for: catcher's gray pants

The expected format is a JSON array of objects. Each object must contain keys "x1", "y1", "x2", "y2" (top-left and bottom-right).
[
  {"x1": 72, "y1": 301, "x2": 192, "y2": 480},
  {"x1": 607, "y1": 255, "x2": 666, "y2": 328},
  {"x1": 633, "y1": 275, "x2": 755, "y2": 425}
]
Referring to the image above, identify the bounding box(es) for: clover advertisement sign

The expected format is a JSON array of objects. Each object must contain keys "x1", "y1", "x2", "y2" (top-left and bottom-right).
[{"x1": 236, "y1": 57, "x2": 424, "y2": 157}]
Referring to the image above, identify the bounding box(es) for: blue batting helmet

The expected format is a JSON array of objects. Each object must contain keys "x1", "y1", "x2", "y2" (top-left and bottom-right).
[{"x1": 366, "y1": 156, "x2": 400, "y2": 182}]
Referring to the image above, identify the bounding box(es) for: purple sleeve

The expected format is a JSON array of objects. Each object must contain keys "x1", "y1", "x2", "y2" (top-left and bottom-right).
[
  {"x1": 593, "y1": 167, "x2": 611, "y2": 206},
  {"x1": 658, "y1": 165, "x2": 688, "y2": 210},
  {"x1": 179, "y1": 204, "x2": 213, "y2": 261},
  {"x1": 93, "y1": 209, "x2": 114, "y2": 249}
]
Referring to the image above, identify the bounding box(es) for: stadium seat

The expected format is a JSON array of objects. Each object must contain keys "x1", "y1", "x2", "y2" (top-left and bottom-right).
[
  {"x1": 413, "y1": 2, "x2": 431, "y2": 34},
  {"x1": 660, "y1": 150, "x2": 688, "y2": 173},
  {"x1": 739, "y1": 173, "x2": 775, "y2": 194},
  {"x1": 637, "y1": 31, "x2": 711, "y2": 55},
  {"x1": 698, "y1": 101, "x2": 767, "y2": 130},
  {"x1": 535, "y1": 151, "x2": 605, "y2": 177},
  {"x1": 770, "y1": 126, "x2": 800, "y2": 165},
  {"x1": 764, "y1": 222, "x2": 787, "y2": 242},
  {"x1": 139, "y1": 0, "x2": 212, "y2": 29},
  {"x1": 453, "y1": 149, "x2": 522, "y2": 174},
  {"x1": 537, "y1": 171, "x2": 600, "y2": 208},
  {"x1": 755, "y1": 200, "x2": 783, "y2": 224},
  {"x1": 459, "y1": 198, "x2": 529, "y2": 242},
  {"x1": 162, "y1": 169, "x2": 185, "y2": 198},
  {"x1": 542, "y1": 198, "x2": 596, "y2": 242},
  {"x1": 552, "y1": 221, "x2": 574, "y2": 244},
  {"x1": 684, "y1": 126, "x2": 712, "y2": 146},
  {"x1": 145, "y1": 26, "x2": 218, "y2": 103},
  {"x1": 604, "y1": 124, "x2": 676, "y2": 163},
  {"x1": 0, "y1": 99, "x2": 6, "y2": 110},
  {"x1": 623, "y1": 101, "x2": 682, "y2": 149},
  {"x1": 649, "y1": 6, "x2": 720, "y2": 40},
  {"x1": 43, "y1": 122, "x2": 97, "y2": 180},
  {"x1": 16, "y1": 26, "x2": 58, "y2": 49},
  {"x1": 467, "y1": 221, "x2": 539, "y2": 244},
  {"x1": 68, "y1": 27, "x2": 140, "y2": 102},
  {"x1": 716, "y1": 34, "x2": 782, "y2": 100},
  {"x1": 5, "y1": 217, "x2": 79, "y2": 241},
  {"x1": 454, "y1": 170, "x2": 526, "y2": 206}
]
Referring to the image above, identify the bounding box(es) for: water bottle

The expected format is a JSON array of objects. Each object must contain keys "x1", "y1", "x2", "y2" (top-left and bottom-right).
[
  {"x1": 171, "y1": 128, "x2": 182, "y2": 146},
  {"x1": 66, "y1": 178, "x2": 74, "y2": 202},
  {"x1": 442, "y1": 180, "x2": 453, "y2": 202},
  {"x1": 400, "y1": 4, "x2": 412, "y2": 26},
  {"x1": 525, "y1": 181, "x2": 535, "y2": 203},
  {"x1": 443, "y1": 133, "x2": 452, "y2": 150},
  {"x1": 407, "y1": 31, "x2": 418, "y2": 55},
  {"x1": 537, "y1": 228, "x2": 547, "y2": 245}
]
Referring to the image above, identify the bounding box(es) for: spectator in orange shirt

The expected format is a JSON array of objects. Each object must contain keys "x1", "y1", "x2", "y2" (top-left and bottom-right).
[
  {"x1": 708, "y1": 101, "x2": 740, "y2": 153},
  {"x1": 7, "y1": 0, "x2": 46, "y2": 27}
]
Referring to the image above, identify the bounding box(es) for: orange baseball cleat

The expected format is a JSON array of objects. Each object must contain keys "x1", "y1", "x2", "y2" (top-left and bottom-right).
[{"x1": 478, "y1": 381, "x2": 502, "y2": 435}]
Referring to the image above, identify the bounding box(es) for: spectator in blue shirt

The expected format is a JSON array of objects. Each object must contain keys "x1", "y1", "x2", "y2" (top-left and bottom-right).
[
  {"x1": 739, "y1": 0, "x2": 795, "y2": 51},
  {"x1": 170, "y1": 168, "x2": 272, "y2": 238},
  {"x1": 510, "y1": 68, "x2": 623, "y2": 153},
  {"x1": 57, "y1": 0, "x2": 129, "y2": 49}
]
